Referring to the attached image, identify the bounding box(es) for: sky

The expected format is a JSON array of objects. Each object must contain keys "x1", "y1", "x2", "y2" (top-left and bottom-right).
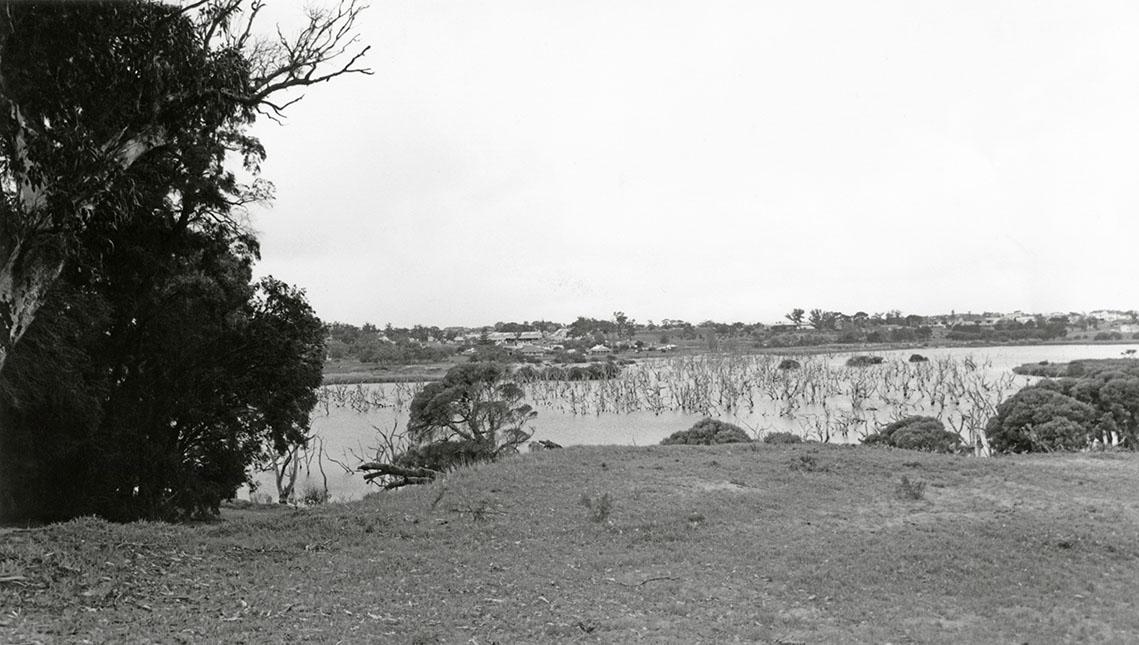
[{"x1": 248, "y1": 1, "x2": 1139, "y2": 328}]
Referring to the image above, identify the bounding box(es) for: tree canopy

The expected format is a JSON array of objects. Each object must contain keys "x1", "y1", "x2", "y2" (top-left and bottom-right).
[
  {"x1": 0, "y1": 0, "x2": 368, "y2": 374},
  {"x1": 0, "y1": 1, "x2": 366, "y2": 521}
]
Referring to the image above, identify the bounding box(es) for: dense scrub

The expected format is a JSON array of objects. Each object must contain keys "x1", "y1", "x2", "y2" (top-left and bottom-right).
[
  {"x1": 863, "y1": 416, "x2": 961, "y2": 453},
  {"x1": 846, "y1": 355, "x2": 885, "y2": 367},
  {"x1": 661, "y1": 418, "x2": 751, "y2": 445},
  {"x1": 989, "y1": 359, "x2": 1139, "y2": 452}
]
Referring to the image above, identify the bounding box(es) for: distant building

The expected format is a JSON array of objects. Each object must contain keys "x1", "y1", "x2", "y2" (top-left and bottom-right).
[
  {"x1": 1090, "y1": 310, "x2": 1131, "y2": 323},
  {"x1": 588, "y1": 344, "x2": 611, "y2": 355},
  {"x1": 487, "y1": 331, "x2": 544, "y2": 346},
  {"x1": 513, "y1": 344, "x2": 547, "y2": 357}
]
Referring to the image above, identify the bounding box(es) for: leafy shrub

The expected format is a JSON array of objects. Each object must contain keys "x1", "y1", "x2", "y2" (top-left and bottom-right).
[
  {"x1": 895, "y1": 476, "x2": 926, "y2": 500},
  {"x1": 580, "y1": 493, "x2": 612, "y2": 523},
  {"x1": 985, "y1": 386, "x2": 1097, "y2": 452},
  {"x1": 763, "y1": 431, "x2": 802, "y2": 444},
  {"x1": 846, "y1": 355, "x2": 885, "y2": 367},
  {"x1": 661, "y1": 418, "x2": 752, "y2": 445},
  {"x1": 863, "y1": 416, "x2": 961, "y2": 453},
  {"x1": 300, "y1": 484, "x2": 329, "y2": 505},
  {"x1": 567, "y1": 366, "x2": 591, "y2": 381},
  {"x1": 394, "y1": 439, "x2": 496, "y2": 472},
  {"x1": 514, "y1": 365, "x2": 539, "y2": 381},
  {"x1": 777, "y1": 358, "x2": 801, "y2": 370},
  {"x1": 908, "y1": 354, "x2": 929, "y2": 363},
  {"x1": 1006, "y1": 360, "x2": 1139, "y2": 449},
  {"x1": 374, "y1": 362, "x2": 536, "y2": 481}
]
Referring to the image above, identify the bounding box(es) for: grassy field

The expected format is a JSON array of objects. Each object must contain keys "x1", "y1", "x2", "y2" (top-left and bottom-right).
[{"x1": 3, "y1": 445, "x2": 1138, "y2": 643}]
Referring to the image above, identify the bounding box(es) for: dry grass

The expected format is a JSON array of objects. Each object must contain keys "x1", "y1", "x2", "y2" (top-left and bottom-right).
[{"x1": 2, "y1": 445, "x2": 1138, "y2": 643}]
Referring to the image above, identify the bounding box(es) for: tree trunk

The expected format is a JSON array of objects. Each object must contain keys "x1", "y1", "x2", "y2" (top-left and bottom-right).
[{"x1": 0, "y1": 237, "x2": 67, "y2": 375}]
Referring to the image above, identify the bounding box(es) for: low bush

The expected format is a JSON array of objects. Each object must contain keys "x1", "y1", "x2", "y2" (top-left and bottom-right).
[
  {"x1": 764, "y1": 431, "x2": 802, "y2": 444},
  {"x1": 863, "y1": 416, "x2": 961, "y2": 453},
  {"x1": 580, "y1": 492, "x2": 612, "y2": 523},
  {"x1": 846, "y1": 355, "x2": 885, "y2": 367},
  {"x1": 661, "y1": 418, "x2": 752, "y2": 445},
  {"x1": 895, "y1": 475, "x2": 926, "y2": 500},
  {"x1": 908, "y1": 354, "x2": 929, "y2": 363},
  {"x1": 777, "y1": 359, "x2": 801, "y2": 370},
  {"x1": 788, "y1": 454, "x2": 826, "y2": 472},
  {"x1": 394, "y1": 439, "x2": 496, "y2": 472}
]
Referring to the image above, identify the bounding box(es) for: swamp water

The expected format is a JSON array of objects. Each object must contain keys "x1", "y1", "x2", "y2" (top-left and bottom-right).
[{"x1": 250, "y1": 343, "x2": 1139, "y2": 502}]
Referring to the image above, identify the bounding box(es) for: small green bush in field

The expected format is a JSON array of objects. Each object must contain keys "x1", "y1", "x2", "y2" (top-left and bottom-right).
[
  {"x1": 895, "y1": 475, "x2": 926, "y2": 500},
  {"x1": 580, "y1": 493, "x2": 612, "y2": 523},
  {"x1": 661, "y1": 418, "x2": 751, "y2": 445},
  {"x1": 863, "y1": 416, "x2": 961, "y2": 453}
]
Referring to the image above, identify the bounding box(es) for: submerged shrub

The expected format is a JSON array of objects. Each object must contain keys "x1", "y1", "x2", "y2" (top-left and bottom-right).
[
  {"x1": 763, "y1": 431, "x2": 803, "y2": 444},
  {"x1": 863, "y1": 416, "x2": 961, "y2": 453},
  {"x1": 661, "y1": 418, "x2": 751, "y2": 445},
  {"x1": 846, "y1": 355, "x2": 885, "y2": 367},
  {"x1": 908, "y1": 354, "x2": 929, "y2": 363},
  {"x1": 777, "y1": 358, "x2": 801, "y2": 370}
]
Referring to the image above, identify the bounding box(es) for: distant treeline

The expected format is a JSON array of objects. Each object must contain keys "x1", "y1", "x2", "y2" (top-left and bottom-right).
[
  {"x1": 322, "y1": 308, "x2": 1133, "y2": 366},
  {"x1": 325, "y1": 322, "x2": 455, "y2": 364},
  {"x1": 945, "y1": 320, "x2": 1068, "y2": 343}
]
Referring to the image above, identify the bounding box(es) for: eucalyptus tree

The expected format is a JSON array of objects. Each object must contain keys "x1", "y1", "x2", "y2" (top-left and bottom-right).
[{"x1": 0, "y1": 0, "x2": 369, "y2": 373}]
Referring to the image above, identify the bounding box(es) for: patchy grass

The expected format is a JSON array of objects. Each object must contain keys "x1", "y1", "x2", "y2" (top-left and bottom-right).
[{"x1": 2, "y1": 445, "x2": 1139, "y2": 643}]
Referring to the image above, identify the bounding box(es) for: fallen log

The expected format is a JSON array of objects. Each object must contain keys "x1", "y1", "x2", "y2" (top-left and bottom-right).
[{"x1": 358, "y1": 462, "x2": 440, "y2": 482}]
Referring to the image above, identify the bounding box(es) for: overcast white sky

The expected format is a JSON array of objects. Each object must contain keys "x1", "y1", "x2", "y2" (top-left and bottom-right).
[{"x1": 249, "y1": 1, "x2": 1139, "y2": 327}]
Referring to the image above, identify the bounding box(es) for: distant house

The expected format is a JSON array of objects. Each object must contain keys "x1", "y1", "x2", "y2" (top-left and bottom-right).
[
  {"x1": 657, "y1": 344, "x2": 677, "y2": 352},
  {"x1": 1091, "y1": 310, "x2": 1131, "y2": 323},
  {"x1": 588, "y1": 344, "x2": 611, "y2": 355},
  {"x1": 487, "y1": 331, "x2": 544, "y2": 346},
  {"x1": 513, "y1": 344, "x2": 547, "y2": 357}
]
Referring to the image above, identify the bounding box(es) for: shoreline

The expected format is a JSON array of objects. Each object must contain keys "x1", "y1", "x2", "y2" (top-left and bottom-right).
[{"x1": 322, "y1": 338, "x2": 1139, "y2": 384}]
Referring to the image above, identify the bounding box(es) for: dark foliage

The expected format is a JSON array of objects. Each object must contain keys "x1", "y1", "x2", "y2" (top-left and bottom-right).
[
  {"x1": 394, "y1": 439, "x2": 495, "y2": 472},
  {"x1": 863, "y1": 416, "x2": 961, "y2": 453},
  {"x1": 846, "y1": 355, "x2": 885, "y2": 367},
  {"x1": 0, "y1": 1, "x2": 362, "y2": 521},
  {"x1": 0, "y1": 224, "x2": 324, "y2": 522},
  {"x1": 945, "y1": 321, "x2": 1067, "y2": 342},
  {"x1": 985, "y1": 387, "x2": 1097, "y2": 453},
  {"x1": 908, "y1": 354, "x2": 929, "y2": 363},
  {"x1": 777, "y1": 359, "x2": 801, "y2": 370},
  {"x1": 661, "y1": 418, "x2": 751, "y2": 445},
  {"x1": 991, "y1": 359, "x2": 1139, "y2": 452},
  {"x1": 763, "y1": 431, "x2": 803, "y2": 444},
  {"x1": 406, "y1": 362, "x2": 535, "y2": 459}
]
